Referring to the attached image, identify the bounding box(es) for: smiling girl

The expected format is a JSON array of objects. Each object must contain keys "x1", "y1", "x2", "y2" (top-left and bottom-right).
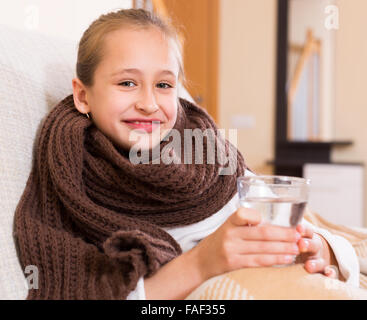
[
  {"x1": 14, "y1": 8, "x2": 359, "y2": 300},
  {"x1": 72, "y1": 19, "x2": 180, "y2": 152}
]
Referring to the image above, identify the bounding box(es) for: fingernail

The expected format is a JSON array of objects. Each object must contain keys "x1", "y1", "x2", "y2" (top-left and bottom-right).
[
  {"x1": 301, "y1": 240, "x2": 309, "y2": 252},
  {"x1": 284, "y1": 255, "x2": 295, "y2": 263},
  {"x1": 309, "y1": 261, "x2": 316, "y2": 270},
  {"x1": 325, "y1": 268, "x2": 333, "y2": 276},
  {"x1": 325, "y1": 266, "x2": 338, "y2": 278}
]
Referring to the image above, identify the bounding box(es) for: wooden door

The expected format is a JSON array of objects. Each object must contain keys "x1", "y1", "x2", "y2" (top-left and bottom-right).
[{"x1": 160, "y1": 0, "x2": 219, "y2": 123}]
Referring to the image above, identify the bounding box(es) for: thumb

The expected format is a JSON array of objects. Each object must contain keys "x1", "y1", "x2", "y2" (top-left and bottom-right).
[{"x1": 230, "y1": 207, "x2": 262, "y2": 227}]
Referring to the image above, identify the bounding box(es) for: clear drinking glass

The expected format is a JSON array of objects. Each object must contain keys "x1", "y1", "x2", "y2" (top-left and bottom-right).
[{"x1": 237, "y1": 175, "x2": 310, "y2": 228}]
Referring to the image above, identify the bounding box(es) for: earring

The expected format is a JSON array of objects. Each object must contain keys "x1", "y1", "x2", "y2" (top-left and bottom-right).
[{"x1": 86, "y1": 113, "x2": 90, "y2": 119}]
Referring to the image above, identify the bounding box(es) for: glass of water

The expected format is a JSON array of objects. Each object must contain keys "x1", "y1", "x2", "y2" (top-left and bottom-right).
[{"x1": 237, "y1": 175, "x2": 310, "y2": 228}]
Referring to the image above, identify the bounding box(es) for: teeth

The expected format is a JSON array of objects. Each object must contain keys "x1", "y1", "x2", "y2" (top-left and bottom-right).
[{"x1": 128, "y1": 121, "x2": 161, "y2": 124}]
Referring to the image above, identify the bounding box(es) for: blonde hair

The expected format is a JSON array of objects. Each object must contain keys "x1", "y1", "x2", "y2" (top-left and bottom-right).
[{"x1": 76, "y1": 8, "x2": 186, "y2": 88}]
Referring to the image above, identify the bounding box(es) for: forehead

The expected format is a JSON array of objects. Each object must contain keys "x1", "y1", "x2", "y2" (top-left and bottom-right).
[{"x1": 99, "y1": 27, "x2": 179, "y2": 75}]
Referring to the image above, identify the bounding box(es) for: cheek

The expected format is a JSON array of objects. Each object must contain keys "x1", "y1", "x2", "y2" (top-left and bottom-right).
[
  {"x1": 166, "y1": 103, "x2": 178, "y2": 128},
  {"x1": 93, "y1": 109, "x2": 115, "y2": 131},
  {"x1": 91, "y1": 103, "x2": 126, "y2": 141},
  {"x1": 95, "y1": 100, "x2": 123, "y2": 122}
]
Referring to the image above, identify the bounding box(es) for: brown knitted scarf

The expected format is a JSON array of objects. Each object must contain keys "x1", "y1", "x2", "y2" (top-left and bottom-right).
[{"x1": 13, "y1": 94, "x2": 246, "y2": 300}]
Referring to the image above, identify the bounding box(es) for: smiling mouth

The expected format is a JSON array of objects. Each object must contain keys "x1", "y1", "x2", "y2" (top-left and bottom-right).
[{"x1": 123, "y1": 121, "x2": 161, "y2": 133}]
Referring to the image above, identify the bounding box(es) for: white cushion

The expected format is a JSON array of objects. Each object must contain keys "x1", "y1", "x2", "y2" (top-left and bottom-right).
[{"x1": 0, "y1": 24, "x2": 77, "y2": 299}]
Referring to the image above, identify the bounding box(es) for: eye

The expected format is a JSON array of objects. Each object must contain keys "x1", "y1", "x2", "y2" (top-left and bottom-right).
[
  {"x1": 118, "y1": 81, "x2": 135, "y2": 87},
  {"x1": 157, "y1": 82, "x2": 172, "y2": 89}
]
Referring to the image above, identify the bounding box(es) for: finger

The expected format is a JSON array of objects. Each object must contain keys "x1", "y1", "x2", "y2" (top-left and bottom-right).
[
  {"x1": 296, "y1": 224, "x2": 314, "y2": 239},
  {"x1": 230, "y1": 207, "x2": 262, "y2": 227},
  {"x1": 324, "y1": 265, "x2": 339, "y2": 279},
  {"x1": 298, "y1": 236, "x2": 322, "y2": 255},
  {"x1": 237, "y1": 240, "x2": 300, "y2": 255},
  {"x1": 237, "y1": 224, "x2": 301, "y2": 242},
  {"x1": 304, "y1": 258, "x2": 327, "y2": 274},
  {"x1": 237, "y1": 254, "x2": 297, "y2": 268}
]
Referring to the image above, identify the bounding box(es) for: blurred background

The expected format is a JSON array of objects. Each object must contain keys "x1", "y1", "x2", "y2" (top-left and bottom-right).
[{"x1": 0, "y1": 0, "x2": 366, "y2": 227}]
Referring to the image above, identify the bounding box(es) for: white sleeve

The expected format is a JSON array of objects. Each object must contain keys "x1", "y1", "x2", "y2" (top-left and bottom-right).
[
  {"x1": 126, "y1": 277, "x2": 146, "y2": 300},
  {"x1": 302, "y1": 219, "x2": 360, "y2": 287}
]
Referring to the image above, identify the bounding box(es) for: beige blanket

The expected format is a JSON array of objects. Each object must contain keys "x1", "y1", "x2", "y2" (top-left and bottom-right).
[{"x1": 185, "y1": 210, "x2": 367, "y2": 300}]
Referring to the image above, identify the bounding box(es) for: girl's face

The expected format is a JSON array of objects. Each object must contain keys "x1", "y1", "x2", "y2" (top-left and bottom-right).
[{"x1": 73, "y1": 27, "x2": 180, "y2": 151}]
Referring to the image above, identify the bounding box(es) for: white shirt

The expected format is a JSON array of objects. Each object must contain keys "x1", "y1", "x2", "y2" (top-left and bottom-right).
[{"x1": 126, "y1": 170, "x2": 360, "y2": 299}]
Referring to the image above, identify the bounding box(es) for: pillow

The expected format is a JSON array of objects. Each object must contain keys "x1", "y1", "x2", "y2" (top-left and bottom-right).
[
  {"x1": 185, "y1": 263, "x2": 367, "y2": 300},
  {"x1": 0, "y1": 23, "x2": 77, "y2": 300}
]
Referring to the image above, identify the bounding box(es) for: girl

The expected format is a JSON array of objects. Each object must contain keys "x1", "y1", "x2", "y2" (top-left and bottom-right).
[{"x1": 14, "y1": 8, "x2": 359, "y2": 300}]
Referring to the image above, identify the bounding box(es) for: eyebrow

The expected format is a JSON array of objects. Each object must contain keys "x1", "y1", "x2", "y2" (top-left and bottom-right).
[{"x1": 111, "y1": 68, "x2": 176, "y2": 78}]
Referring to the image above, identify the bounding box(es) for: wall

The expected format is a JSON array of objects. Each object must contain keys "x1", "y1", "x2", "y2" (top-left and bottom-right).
[
  {"x1": 218, "y1": 0, "x2": 277, "y2": 174},
  {"x1": 332, "y1": 0, "x2": 367, "y2": 225}
]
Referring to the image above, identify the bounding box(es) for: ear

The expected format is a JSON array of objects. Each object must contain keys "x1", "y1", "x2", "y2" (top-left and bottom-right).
[{"x1": 72, "y1": 78, "x2": 91, "y2": 114}]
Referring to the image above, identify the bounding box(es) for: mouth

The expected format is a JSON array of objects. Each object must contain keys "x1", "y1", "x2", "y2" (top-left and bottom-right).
[{"x1": 122, "y1": 120, "x2": 161, "y2": 133}]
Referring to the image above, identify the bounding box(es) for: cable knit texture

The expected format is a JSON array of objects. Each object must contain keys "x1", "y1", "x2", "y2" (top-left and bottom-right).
[{"x1": 13, "y1": 94, "x2": 246, "y2": 300}]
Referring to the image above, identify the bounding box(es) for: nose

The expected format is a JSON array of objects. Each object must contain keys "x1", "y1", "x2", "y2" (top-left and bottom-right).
[{"x1": 135, "y1": 87, "x2": 159, "y2": 114}]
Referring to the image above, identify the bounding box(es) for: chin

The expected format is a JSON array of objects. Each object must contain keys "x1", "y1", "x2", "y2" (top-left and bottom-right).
[{"x1": 127, "y1": 139, "x2": 159, "y2": 152}]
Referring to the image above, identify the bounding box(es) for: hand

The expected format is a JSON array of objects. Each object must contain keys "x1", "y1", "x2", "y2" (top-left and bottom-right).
[
  {"x1": 193, "y1": 207, "x2": 301, "y2": 281},
  {"x1": 296, "y1": 224, "x2": 339, "y2": 279}
]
